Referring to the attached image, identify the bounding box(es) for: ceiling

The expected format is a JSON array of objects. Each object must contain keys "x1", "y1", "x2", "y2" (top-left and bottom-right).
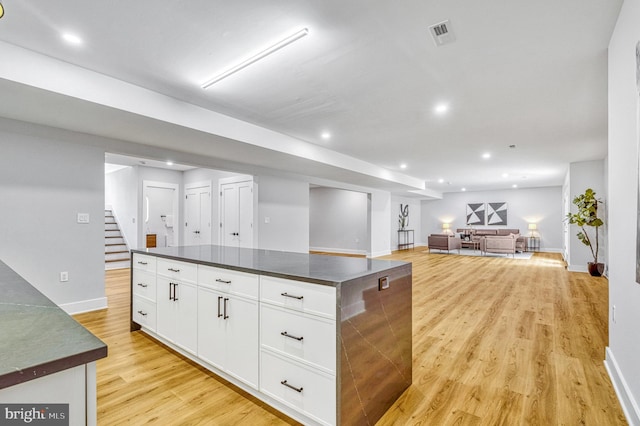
[{"x1": 0, "y1": 0, "x2": 623, "y2": 196}]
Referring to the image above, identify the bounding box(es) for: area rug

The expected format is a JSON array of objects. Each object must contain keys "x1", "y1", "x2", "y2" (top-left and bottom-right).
[{"x1": 423, "y1": 248, "x2": 533, "y2": 260}]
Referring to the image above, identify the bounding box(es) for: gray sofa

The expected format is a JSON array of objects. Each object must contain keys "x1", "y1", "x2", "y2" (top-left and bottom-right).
[{"x1": 457, "y1": 228, "x2": 526, "y2": 252}]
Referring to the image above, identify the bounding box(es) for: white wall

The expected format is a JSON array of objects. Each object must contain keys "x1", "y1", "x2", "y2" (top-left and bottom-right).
[
  {"x1": 566, "y1": 160, "x2": 606, "y2": 272},
  {"x1": 0, "y1": 123, "x2": 106, "y2": 314},
  {"x1": 370, "y1": 191, "x2": 392, "y2": 257},
  {"x1": 607, "y1": 2, "x2": 640, "y2": 423},
  {"x1": 105, "y1": 166, "x2": 138, "y2": 249},
  {"x1": 420, "y1": 186, "x2": 563, "y2": 251},
  {"x1": 309, "y1": 187, "x2": 368, "y2": 255},
  {"x1": 257, "y1": 175, "x2": 309, "y2": 253},
  {"x1": 390, "y1": 196, "x2": 423, "y2": 249}
]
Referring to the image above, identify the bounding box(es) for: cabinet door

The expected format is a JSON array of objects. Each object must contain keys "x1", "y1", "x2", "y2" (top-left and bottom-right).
[
  {"x1": 174, "y1": 281, "x2": 198, "y2": 354},
  {"x1": 225, "y1": 296, "x2": 259, "y2": 389},
  {"x1": 157, "y1": 277, "x2": 197, "y2": 355},
  {"x1": 197, "y1": 287, "x2": 226, "y2": 370},
  {"x1": 157, "y1": 277, "x2": 178, "y2": 344}
]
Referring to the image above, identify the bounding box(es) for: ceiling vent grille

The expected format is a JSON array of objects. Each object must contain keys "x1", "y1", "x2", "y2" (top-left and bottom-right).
[{"x1": 429, "y1": 20, "x2": 456, "y2": 46}]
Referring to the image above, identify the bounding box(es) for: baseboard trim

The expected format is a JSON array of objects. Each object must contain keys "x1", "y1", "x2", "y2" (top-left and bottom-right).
[
  {"x1": 61, "y1": 297, "x2": 108, "y2": 315},
  {"x1": 371, "y1": 249, "x2": 392, "y2": 258},
  {"x1": 309, "y1": 246, "x2": 367, "y2": 256},
  {"x1": 605, "y1": 347, "x2": 640, "y2": 426},
  {"x1": 567, "y1": 264, "x2": 589, "y2": 273}
]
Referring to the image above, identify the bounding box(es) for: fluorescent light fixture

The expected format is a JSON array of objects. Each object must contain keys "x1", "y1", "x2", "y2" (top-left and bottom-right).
[
  {"x1": 62, "y1": 32, "x2": 83, "y2": 45},
  {"x1": 202, "y1": 28, "x2": 309, "y2": 89}
]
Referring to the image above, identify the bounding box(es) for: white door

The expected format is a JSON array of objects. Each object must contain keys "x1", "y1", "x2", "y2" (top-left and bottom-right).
[
  {"x1": 185, "y1": 183, "x2": 211, "y2": 246},
  {"x1": 221, "y1": 180, "x2": 253, "y2": 248},
  {"x1": 142, "y1": 181, "x2": 179, "y2": 248}
]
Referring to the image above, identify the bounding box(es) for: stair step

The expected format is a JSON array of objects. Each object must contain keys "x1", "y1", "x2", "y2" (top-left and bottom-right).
[
  {"x1": 105, "y1": 250, "x2": 129, "y2": 255},
  {"x1": 105, "y1": 243, "x2": 127, "y2": 247},
  {"x1": 105, "y1": 258, "x2": 130, "y2": 263}
]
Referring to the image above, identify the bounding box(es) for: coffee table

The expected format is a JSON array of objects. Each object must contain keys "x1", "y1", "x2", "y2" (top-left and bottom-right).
[{"x1": 461, "y1": 240, "x2": 480, "y2": 252}]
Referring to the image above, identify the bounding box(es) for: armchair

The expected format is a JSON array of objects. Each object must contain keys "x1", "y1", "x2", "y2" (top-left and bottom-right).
[{"x1": 428, "y1": 234, "x2": 462, "y2": 253}]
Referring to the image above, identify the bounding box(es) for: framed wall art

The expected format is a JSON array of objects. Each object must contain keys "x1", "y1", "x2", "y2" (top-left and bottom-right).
[
  {"x1": 466, "y1": 203, "x2": 485, "y2": 225},
  {"x1": 487, "y1": 202, "x2": 508, "y2": 226}
]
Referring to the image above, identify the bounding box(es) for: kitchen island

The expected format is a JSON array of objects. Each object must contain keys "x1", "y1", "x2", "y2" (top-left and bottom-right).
[
  {"x1": 131, "y1": 245, "x2": 412, "y2": 426},
  {"x1": 0, "y1": 260, "x2": 107, "y2": 425}
]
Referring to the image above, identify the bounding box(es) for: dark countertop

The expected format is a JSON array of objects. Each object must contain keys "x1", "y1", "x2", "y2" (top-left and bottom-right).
[
  {"x1": 132, "y1": 245, "x2": 409, "y2": 286},
  {"x1": 0, "y1": 260, "x2": 107, "y2": 390}
]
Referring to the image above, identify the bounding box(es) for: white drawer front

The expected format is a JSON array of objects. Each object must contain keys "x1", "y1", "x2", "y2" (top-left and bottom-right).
[
  {"x1": 260, "y1": 277, "x2": 336, "y2": 319},
  {"x1": 260, "y1": 350, "x2": 336, "y2": 426},
  {"x1": 198, "y1": 265, "x2": 259, "y2": 299},
  {"x1": 132, "y1": 253, "x2": 156, "y2": 273},
  {"x1": 132, "y1": 270, "x2": 157, "y2": 301},
  {"x1": 157, "y1": 258, "x2": 197, "y2": 283},
  {"x1": 133, "y1": 296, "x2": 157, "y2": 331},
  {"x1": 260, "y1": 304, "x2": 336, "y2": 374}
]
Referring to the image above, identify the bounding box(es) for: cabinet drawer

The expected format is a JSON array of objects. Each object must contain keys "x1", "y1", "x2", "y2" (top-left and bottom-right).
[
  {"x1": 260, "y1": 304, "x2": 336, "y2": 374},
  {"x1": 157, "y1": 258, "x2": 197, "y2": 283},
  {"x1": 133, "y1": 296, "x2": 156, "y2": 331},
  {"x1": 260, "y1": 350, "x2": 335, "y2": 426},
  {"x1": 132, "y1": 270, "x2": 156, "y2": 301},
  {"x1": 198, "y1": 265, "x2": 259, "y2": 299},
  {"x1": 260, "y1": 276, "x2": 336, "y2": 319},
  {"x1": 132, "y1": 253, "x2": 156, "y2": 273}
]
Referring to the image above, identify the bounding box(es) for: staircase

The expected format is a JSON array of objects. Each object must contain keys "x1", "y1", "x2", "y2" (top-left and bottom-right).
[{"x1": 105, "y1": 209, "x2": 130, "y2": 270}]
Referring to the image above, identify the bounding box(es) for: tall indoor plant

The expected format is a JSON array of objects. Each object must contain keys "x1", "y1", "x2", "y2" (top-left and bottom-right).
[{"x1": 566, "y1": 188, "x2": 604, "y2": 276}]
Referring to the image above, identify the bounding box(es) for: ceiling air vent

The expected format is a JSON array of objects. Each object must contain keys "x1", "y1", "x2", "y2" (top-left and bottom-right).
[{"x1": 429, "y1": 20, "x2": 456, "y2": 47}]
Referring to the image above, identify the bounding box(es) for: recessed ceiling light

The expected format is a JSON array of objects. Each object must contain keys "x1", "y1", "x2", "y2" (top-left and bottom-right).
[
  {"x1": 400, "y1": 163, "x2": 407, "y2": 169},
  {"x1": 437, "y1": 178, "x2": 444, "y2": 183},
  {"x1": 482, "y1": 153, "x2": 491, "y2": 159},
  {"x1": 434, "y1": 103, "x2": 449, "y2": 115},
  {"x1": 61, "y1": 32, "x2": 83, "y2": 46},
  {"x1": 502, "y1": 173, "x2": 509, "y2": 178},
  {"x1": 461, "y1": 187, "x2": 466, "y2": 191},
  {"x1": 321, "y1": 132, "x2": 331, "y2": 140},
  {"x1": 166, "y1": 161, "x2": 174, "y2": 166},
  {"x1": 512, "y1": 184, "x2": 518, "y2": 188}
]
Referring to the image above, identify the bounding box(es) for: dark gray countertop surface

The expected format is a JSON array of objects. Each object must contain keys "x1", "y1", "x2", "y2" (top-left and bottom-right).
[
  {"x1": 0, "y1": 260, "x2": 107, "y2": 390},
  {"x1": 132, "y1": 245, "x2": 409, "y2": 286}
]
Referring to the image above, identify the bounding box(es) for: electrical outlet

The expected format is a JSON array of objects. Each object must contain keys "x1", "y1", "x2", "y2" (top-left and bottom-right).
[
  {"x1": 60, "y1": 271, "x2": 69, "y2": 282},
  {"x1": 77, "y1": 213, "x2": 90, "y2": 224}
]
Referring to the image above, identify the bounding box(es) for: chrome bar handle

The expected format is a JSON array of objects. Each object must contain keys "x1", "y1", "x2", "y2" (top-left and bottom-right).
[
  {"x1": 137, "y1": 283, "x2": 148, "y2": 288},
  {"x1": 281, "y1": 292, "x2": 303, "y2": 300},
  {"x1": 173, "y1": 283, "x2": 179, "y2": 301},
  {"x1": 168, "y1": 268, "x2": 180, "y2": 272},
  {"x1": 217, "y1": 296, "x2": 223, "y2": 318},
  {"x1": 280, "y1": 380, "x2": 303, "y2": 393},
  {"x1": 223, "y1": 298, "x2": 229, "y2": 319},
  {"x1": 216, "y1": 279, "x2": 232, "y2": 284},
  {"x1": 137, "y1": 310, "x2": 147, "y2": 317},
  {"x1": 281, "y1": 331, "x2": 303, "y2": 341},
  {"x1": 137, "y1": 261, "x2": 148, "y2": 265}
]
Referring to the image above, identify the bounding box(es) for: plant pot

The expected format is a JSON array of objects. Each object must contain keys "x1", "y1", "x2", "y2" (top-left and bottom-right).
[{"x1": 587, "y1": 262, "x2": 605, "y2": 277}]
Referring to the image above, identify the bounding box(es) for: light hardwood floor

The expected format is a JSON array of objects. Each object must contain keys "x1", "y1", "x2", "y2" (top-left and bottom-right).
[{"x1": 74, "y1": 251, "x2": 627, "y2": 425}]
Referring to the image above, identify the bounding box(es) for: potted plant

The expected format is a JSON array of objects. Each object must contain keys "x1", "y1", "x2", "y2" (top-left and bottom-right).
[{"x1": 566, "y1": 188, "x2": 604, "y2": 276}]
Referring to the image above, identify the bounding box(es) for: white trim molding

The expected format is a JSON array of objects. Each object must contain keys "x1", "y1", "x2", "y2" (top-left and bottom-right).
[
  {"x1": 605, "y1": 347, "x2": 640, "y2": 426},
  {"x1": 60, "y1": 297, "x2": 108, "y2": 315}
]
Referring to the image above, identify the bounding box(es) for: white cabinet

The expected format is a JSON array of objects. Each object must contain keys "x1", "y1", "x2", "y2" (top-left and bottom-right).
[
  {"x1": 259, "y1": 277, "x2": 337, "y2": 426},
  {"x1": 197, "y1": 287, "x2": 259, "y2": 389},
  {"x1": 156, "y1": 258, "x2": 198, "y2": 355},
  {"x1": 132, "y1": 254, "x2": 158, "y2": 332}
]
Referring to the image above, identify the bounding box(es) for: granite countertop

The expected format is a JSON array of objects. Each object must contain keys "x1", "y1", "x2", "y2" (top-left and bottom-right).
[
  {"x1": 132, "y1": 245, "x2": 409, "y2": 286},
  {"x1": 0, "y1": 260, "x2": 107, "y2": 390}
]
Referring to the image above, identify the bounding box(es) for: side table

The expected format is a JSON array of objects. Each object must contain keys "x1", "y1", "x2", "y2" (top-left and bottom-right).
[{"x1": 398, "y1": 229, "x2": 414, "y2": 250}]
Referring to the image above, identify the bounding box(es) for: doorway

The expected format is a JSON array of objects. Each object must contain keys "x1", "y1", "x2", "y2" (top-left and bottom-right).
[
  {"x1": 185, "y1": 181, "x2": 212, "y2": 245},
  {"x1": 142, "y1": 180, "x2": 179, "y2": 248}
]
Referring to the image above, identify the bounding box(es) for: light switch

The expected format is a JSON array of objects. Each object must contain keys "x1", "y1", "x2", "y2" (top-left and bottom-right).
[{"x1": 77, "y1": 213, "x2": 90, "y2": 224}]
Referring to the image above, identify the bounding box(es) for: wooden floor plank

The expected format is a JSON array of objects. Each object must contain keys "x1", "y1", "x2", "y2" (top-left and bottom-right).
[{"x1": 74, "y1": 251, "x2": 627, "y2": 425}]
